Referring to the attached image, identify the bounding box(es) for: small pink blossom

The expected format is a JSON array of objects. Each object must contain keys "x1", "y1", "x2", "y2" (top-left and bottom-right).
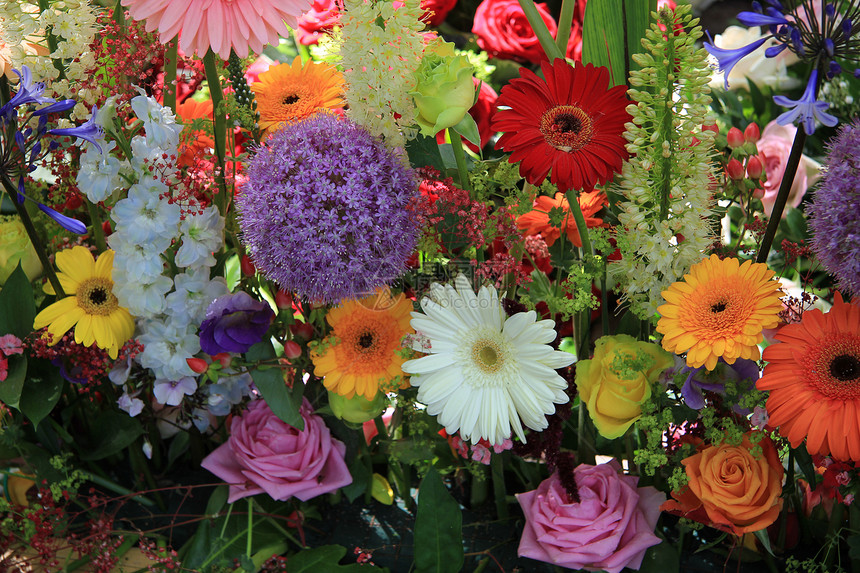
[{"x1": 757, "y1": 121, "x2": 821, "y2": 218}]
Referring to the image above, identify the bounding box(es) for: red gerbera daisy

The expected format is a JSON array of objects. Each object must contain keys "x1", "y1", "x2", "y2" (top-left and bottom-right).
[{"x1": 492, "y1": 60, "x2": 631, "y2": 192}]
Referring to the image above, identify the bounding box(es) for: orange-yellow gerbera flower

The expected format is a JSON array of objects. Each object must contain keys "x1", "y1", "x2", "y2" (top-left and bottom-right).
[
  {"x1": 758, "y1": 293, "x2": 860, "y2": 461},
  {"x1": 311, "y1": 289, "x2": 414, "y2": 400},
  {"x1": 516, "y1": 190, "x2": 607, "y2": 247},
  {"x1": 656, "y1": 255, "x2": 783, "y2": 371},
  {"x1": 250, "y1": 56, "x2": 344, "y2": 135},
  {"x1": 33, "y1": 247, "x2": 135, "y2": 359},
  {"x1": 176, "y1": 98, "x2": 215, "y2": 167}
]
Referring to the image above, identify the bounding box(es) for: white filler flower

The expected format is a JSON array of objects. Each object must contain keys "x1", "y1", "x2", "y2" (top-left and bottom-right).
[{"x1": 402, "y1": 275, "x2": 575, "y2": 445}]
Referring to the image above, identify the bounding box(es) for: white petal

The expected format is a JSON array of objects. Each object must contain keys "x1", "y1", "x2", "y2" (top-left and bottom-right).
[{"x1": 402, "y1": 352, "x2": 456, "y2": 375}]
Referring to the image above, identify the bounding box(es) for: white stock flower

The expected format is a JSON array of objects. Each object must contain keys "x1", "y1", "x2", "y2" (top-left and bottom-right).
[
  {"x1": 138, "y1": 317, "x2": 200, "y2": 381},
  {"x1": 77, "y1": 140, "x2": 127, "y2": 203},
  {"x1": 111, "y1": 179, "x2": 181, "y2": 244},
  {"x1": 131, "y1": 90, "x2": 184, "y2": 151},
  {"x1": 175, "y1": 206, "x2": 224, "y2": 269},
  {"x1": 166, "y1": 268, "x2": 229, "y2": 326}
]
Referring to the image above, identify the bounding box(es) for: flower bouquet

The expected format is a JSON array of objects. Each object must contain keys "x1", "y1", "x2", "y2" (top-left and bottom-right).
[{"x1": 1, "y1": 0, "x2": 859, "y2": 571}]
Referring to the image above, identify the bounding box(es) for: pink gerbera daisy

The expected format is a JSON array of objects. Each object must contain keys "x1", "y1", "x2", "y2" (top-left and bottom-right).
[{"x1": 122, "y1": 0, "x2": 312, "y2": 60}]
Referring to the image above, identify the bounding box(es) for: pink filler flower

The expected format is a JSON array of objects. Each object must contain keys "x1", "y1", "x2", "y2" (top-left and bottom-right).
[
  {"x1": 202, "y1": 399, "x2": 352, "y2": 503},
  {"x1": 122, "y1": 0, "x2": 313, "y2": 60},
  {"x1": 756, "y1": 120, "x2": 821, "y2": 218},
  {"x1": 516, "y1": 461, "x2": 664, "y2": 573}
]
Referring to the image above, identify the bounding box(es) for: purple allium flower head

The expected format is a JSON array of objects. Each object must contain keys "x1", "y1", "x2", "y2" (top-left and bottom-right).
[
  {"x1": 237, "y1": 113, "x2": 420, "y2": 303},
  {"x1": 199, "y1": 292, "x2": 274, "y2": 355},
  {"x1": 808, "y1": 120, "x2": 860, "y2": 296}
]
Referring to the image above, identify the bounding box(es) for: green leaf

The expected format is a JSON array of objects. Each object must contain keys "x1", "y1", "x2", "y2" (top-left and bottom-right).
[
  {"x1": 753, "y1": 528, "x2": 776, "y2": 557},
  {"x1": 341, "y1": 457, "x2": 372, "y2": 503},
  {"x1": 167, "y1": 431, "x2": 191, "y2": 471},
  {"x1": 0, "y1": 355, "x2": 26, "y2": 409},
  {"x1": 80, "y1": 410, "x2": 144, "y2": 460},
  {"x1": 582, "y1": 0, "x2": 654, "y2": 88},
  {"x1": 18, "y1": 364, "x2": 63, "y2": 429},
  {"x1": 247, "y1": 340, "x2": 304, "y2": 430},
  {"x1": 406, "y1": 133, "x2": 446, "y2": 173},
  {"x1": 451, "y1": 114, "x2": 481, "y2": 147},
  {"x1": 286, "y1": 545, "x2": 386, "y2": 573},
  {"x1": 637, "y1": 542, "x2": 679, "y2": 573},
  {"x1": 414, "y1": 467, "x2": 464, "y2": 573},
  {"x1": 0, "y1": 264, "x2": 37, "y2": 339}
]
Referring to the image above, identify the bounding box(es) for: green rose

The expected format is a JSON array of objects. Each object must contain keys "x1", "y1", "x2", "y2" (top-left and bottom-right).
[
  {"x1": 0, "y1": 216, "x2": 42, "y2": 286},
  {"x1": 410, "y1": 40, "x2": 477, "y2": 137},
  {"x1": 328, "y1": 390, "x2": 388, "y2": 424}
]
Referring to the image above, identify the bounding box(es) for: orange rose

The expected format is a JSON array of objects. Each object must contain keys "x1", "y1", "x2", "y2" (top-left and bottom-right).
[{"x1": 662, "y1": 433, "x2": 784, "y2": 535}]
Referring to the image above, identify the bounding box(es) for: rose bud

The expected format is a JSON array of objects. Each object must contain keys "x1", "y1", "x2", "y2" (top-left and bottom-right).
[
  {"x1": 283, "y1": 340, "x2": 303, "y2": 360},
  {"x1": 275, "y1": 289, "x2": 293, "y2": 309},
  {"x1": 744, "y1": 122, "x2": 761, "y2": 143},
  {"x1": 187, "y1": 357, "x2": 209, "y2": 374},
  {"x1": 746, "y1": 155, "x2": 764, "y2": 180},
  {"x1": 290, "y1": 322, "x2": 315, "y2": 340},
  {"x1": 240, "y1": 254, "x2": 256, "y2": 277}
]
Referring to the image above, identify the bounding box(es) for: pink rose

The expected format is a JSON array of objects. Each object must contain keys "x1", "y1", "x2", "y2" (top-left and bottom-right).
[
  {"x1": 472, "y1": 0, "x2": 557, "y2": 64},
  {"x1": 202, "y1": 399, "x2": 352, "y2": 504},
  {"x1": 516, "y1": 462, "x2": 664, "y2": 573},
  {"x1": 757, "y1": 120, "x2": 821, "y2": 218},
  {"x1": 296, "y1": 0, "x2": 341, "y2": 46}
]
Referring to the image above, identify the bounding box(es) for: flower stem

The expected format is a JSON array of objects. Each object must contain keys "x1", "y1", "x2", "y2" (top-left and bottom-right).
[
  {"x1": 85, "y1": 198, "x2": 106, "y2": 252},
  {"x1": 755, "y1": 127, "x2": 807, "y2": 263},
  {"x1": 446, "y1": 127, "x2": 471, "y2": 192},
  {"x1": 203, "y1": 50, "x2": 229, "y2": 217},
  {"x1": 246, "y1": 498, "x2": 254, "y2": 558},
  {"x1": 1, "y1": 174, "x2": 65, "y2": 297},
  {"x1": 162, "y1": 37, "x2": 179, "y2": 114},
  {"x1": 517, "y1": 0, "x2": 565, "y2": 61},
  {"x1": 491, "y1": 453, "x2": 508, "y2": 520},
  {"x1": 563, "y1": 189, "x2": 592, "y2": 256},
  {"x1": 554, "y1": 0, "x2": 575, "y2": 54}
]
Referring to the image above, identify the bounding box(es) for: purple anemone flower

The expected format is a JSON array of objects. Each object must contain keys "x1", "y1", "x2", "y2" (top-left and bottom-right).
[
  {"x1": 681, "y1": 358, "x2": 760, "y2": 412},
  {"x1": 199, "y1": 292, "x2": 274, "y2": 355}
]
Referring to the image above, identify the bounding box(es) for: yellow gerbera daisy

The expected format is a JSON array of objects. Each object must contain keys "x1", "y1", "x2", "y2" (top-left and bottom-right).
[
  {"x1": 311, "y1": 289, "x2": 414, "y2": 400},
  {"x1": 251, "y1": 56, "x2": 344, "y2": 135},
  {"x1": 656, "y1": 255, "x2": 784, "y2": 371},
  {"x1": 33, "y1": 247, "x2": 135, "y2": 360}
]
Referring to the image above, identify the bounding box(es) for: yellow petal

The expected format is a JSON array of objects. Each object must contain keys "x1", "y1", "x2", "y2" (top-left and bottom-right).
[
  {"x1": 44, "y1": 307, "x2": 85, "y2": 345},
  {"x1": 75, "y1": 314, "x2": 95, "y2": 346},
  {"x1": 93, "y1": 250, "x2": 115, "y2": 279},
  {"x1": 56, "y1": 246, "x2": 94, "y2": 286},
  {"x1": 92, "y1": 316, "x2": 115, "y2": 354},
  {"x1": 33, "y1": 296, "x2": 79, "y2": 329}
]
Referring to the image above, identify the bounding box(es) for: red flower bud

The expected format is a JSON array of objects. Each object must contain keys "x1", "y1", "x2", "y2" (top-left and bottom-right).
[
  {"x1": 212, "y1": 352, "x2": 232, "y2": 369},
  {"x1": 275, "y1": 289, "x2": 293, "y2": 309},
  {"x1": 187, "y1": 357, "x2": 209, "y2": 374},
  {"x1": 726, "y1": 127, "x2": 744, "y2": 149},
  {"x1": 290, "y1": 322, "x2": 314, "y2": 340},
  {"x1": 746, "y1": 155, "x2": 764, "y2": 179},
  {"x1": 283, "y1": 341, "x2": 302, "y2": 360},
  {"x1": 726, "y1": 158, "x2": 745, "y2": 180},
  {"x1": 744, "y1": 123, "x2": 761, "y2": 143},
  {"x1": 701, "y1": 123, "x2": 719, "y2": 134},
  {"x1": 240, "y1": 254, "x2": 256, "y2": 277}
]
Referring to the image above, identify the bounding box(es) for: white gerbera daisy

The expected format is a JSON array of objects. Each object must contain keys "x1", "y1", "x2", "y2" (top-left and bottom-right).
[{"x1": 401, "y1": 275, "x2": 575, "y2": 445}]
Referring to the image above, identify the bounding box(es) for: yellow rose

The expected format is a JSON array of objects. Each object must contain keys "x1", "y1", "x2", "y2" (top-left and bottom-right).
[
  {"x1": 0, "y1": 215, "x2": 42, "y2": 285},
  {"x1": 574, "y1": 335, "x2": 673, "y2": 439}
]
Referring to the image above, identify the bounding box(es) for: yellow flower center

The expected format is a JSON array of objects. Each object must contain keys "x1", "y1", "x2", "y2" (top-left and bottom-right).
[
  {"x1": 76, "y1": 277, "x2": 119, "y2": 316},
  {"x1": 540, "y1": 105, "x2": 594, "y2": 153},
  {"x1": 473, "y1": 338, "x2": 502, "y2": 372}
]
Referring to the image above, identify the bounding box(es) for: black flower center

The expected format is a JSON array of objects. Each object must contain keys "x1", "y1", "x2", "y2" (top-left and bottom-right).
[
  {"x1": 89, "y1": 288, "x2": 108, "y2": 305},
  {"x1": 711, "y1": 301, "x2": 727, "y2": 313},
  {"x1": 283, "y1": 94, "x2": 300, "y2": 105},
  {"x1": 553, "y1": 114, "x2": 583, "y2": 134},
  {"x1": 358, "y1": 332, "x2": 375, "y2": 349},
  {"x1": 830, "y1": 354, "x2": 860, "y2": 381}
]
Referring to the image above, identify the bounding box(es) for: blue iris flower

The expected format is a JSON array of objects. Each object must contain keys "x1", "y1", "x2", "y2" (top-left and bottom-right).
[
  {"x1": 737, "y1": 10, "x2": 790, "y2": 26},
  {"x1": 773, "y1": 70, "x2": 839, "y2": 134},
  {"x1": 1, "y1": 67, "x2": 55, "y2": 119}
]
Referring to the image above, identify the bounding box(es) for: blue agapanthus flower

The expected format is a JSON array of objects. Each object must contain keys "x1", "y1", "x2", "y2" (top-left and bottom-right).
[{"x1": 774, "y1": 70, "x2": 839, "y2": 134}]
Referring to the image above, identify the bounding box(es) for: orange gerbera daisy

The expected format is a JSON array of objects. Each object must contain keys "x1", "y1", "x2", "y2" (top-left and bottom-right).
[
  {"x1": 516, "y1": 190, "x2": 607, "y2": 247},
  {"x1": 492, "y1": 59, "x2": 630, "y2": 192},
  {"x1": 250, "y1": 56, "x2": 344, "y2": 135},
  {"x1": 311, "y1": 289, "x2": 414, "y2": 400},
  {"x1": 176, "y1": 98, "x2": 215, "y2": 167},
  {"x1": 758, "y1": 293, "x2": 860, "y2": 461},
  {"x1": 656, "y1": 255, "x2": 784, "y2": 371}
]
